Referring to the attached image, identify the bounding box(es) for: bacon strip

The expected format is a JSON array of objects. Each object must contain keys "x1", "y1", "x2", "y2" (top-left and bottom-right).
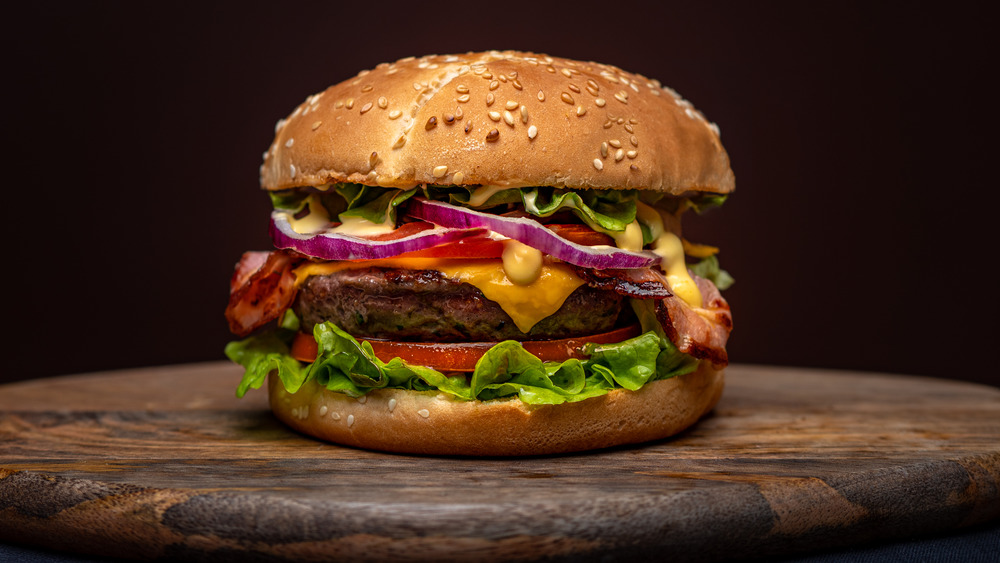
[
  {"x1": 655, "y1": 276, "x2": 732, "y2": 367},
  {"x1": 225, "y1": 251, "x2": 301, "y2": 337},
  {"x1": 573, "y1": 266, "x2": 732, "y2": 367}
]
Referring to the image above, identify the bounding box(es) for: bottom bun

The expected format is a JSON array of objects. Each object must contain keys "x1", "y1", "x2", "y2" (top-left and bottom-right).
[{"x1": 267, "y1": 362, "x2": 724, "y2": 456}]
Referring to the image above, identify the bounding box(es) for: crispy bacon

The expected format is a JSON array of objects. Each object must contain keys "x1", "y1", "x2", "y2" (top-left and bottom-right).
[
  {"x1": 655, "y1": 276, "x2": 732, "y2": 367},
  {"x1": 225, "y1": 251, "x2": 301, "y2": 337},
  {"x1": 573, "y1": 266, "x2": 732, "y2": 367}
]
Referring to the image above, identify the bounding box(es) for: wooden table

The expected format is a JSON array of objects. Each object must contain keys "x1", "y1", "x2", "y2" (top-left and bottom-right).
[{"x1": 1, "y1": 363, "x2": 998, "y2": 562}]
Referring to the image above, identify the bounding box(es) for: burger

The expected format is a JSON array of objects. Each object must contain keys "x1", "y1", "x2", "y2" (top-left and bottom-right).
[{"x1": 224, "y1": 51, "x2": 734, "y2": 456}]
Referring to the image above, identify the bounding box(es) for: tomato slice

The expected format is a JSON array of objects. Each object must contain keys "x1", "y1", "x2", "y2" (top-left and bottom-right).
[
  {"x1": 290, "y1": 324, "x2": 642, "y2": 371},
  {"x1": 545, "y1": 224, "x2": 615, "y2": 246},
  {"x1": 397, "y1": 234, "x2": 505, "y2": 259},
  {"x1": 391, "y1": 223, "x2": 612, "y2": 260}
]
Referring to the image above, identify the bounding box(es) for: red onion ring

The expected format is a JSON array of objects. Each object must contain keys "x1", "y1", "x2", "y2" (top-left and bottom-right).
[
  {"x1": 407, "y1": 198, "x2": 661, "y2": 269},
  {"x1": 269, "y1": 211, "x2": 486, "y2": 260}
]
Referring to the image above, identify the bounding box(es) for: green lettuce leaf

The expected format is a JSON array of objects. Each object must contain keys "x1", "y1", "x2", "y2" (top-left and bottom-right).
[
  {"x1": 334, "y1": 184, "x2": 417, "y2": 224},
  {"x1": 228, "y1": 316, "x2": 699, "y2": 405},
  {"x1": 689, "y1": 255, "x2": 735, "y2": 290},
  {"x1": 521, "y1": 187, "x2": 637, "y2": 233}
]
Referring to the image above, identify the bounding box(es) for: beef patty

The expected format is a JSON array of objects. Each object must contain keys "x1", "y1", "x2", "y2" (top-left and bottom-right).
[{"x1": 294, "y1": 267, "x2": 624, "y2": 342}]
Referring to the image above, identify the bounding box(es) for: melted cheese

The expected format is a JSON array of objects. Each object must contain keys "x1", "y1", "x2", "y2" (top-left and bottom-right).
[
  {"x1": 330, "y1": 215, "x2": 395, "y2": 237},
  {"x1": 653, "y1": 232, "x2": 702, "y2": 308},
  {"x1": 638, "y1": 202, "x2": 703, "y2": 308},
  {"x1": 292, "y1": 257, "x2": 584, "y2": 333},
  {"x1": 286, "y1": 194, "x2": 331, "y2": 234},
  {"x1": 467, "y1": 185, "x2": 510, "y2": 207}
]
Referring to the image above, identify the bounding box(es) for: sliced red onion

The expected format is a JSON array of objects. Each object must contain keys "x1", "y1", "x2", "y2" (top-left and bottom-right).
[
  {"x1": 407, "y1": 198, "x2": 661, "y2": 269},
  {"x1": 270, "y1": 211, "x2": 485, "y2": 260}
]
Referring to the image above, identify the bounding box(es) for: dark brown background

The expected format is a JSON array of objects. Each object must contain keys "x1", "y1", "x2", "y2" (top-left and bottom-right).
[{"x1": 3, "y1": 2, "x2": 996, "y2": 387}]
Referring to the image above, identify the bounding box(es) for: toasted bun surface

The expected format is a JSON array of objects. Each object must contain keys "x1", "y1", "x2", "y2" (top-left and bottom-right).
[
  {"x1": 267, "y1": 362, "x2": 723, "y2": 456},
  {"x1": 261, "y1": 51, "x2": 733, "y2": 196}
]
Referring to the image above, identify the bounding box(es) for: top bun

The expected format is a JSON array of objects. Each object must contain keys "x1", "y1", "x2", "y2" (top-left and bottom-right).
[{"x1": 260, "y1": 51, "x2": 734, "y2": 196}]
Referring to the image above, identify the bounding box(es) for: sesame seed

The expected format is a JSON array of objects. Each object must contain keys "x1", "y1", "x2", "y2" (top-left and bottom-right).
[
  {"x1": 335, "y1": 100, "x2": 345, "y2": 109},
  {"x1": 560, "y1": 68, "x2": 573, "y2": 78},
  {"x1": 486, "y1": 93, "x2": 495, "y2": 106},
  {"x1": 274, "y1": 118, "x2": 287, "y2": 133},
  {"x1": 482, "y1": 72, "x2": 493, "y2": 79},
  {"x1": 465, "y1": 121, "x2": 473, "y2": 133},
  {"x1": 456, "y1": 85, "x2": 469, "y2": 93},
  {"x1": 486, "y1": 128, "x2": 500, "y2": 142},
  {"x1": 617, "y1": 117, "x2": 625, "y2": 124},
  {"x1": 537, "y1": 90, "x2": 545, "y2": 102},
  {"x1": 377, "y1": 96, "x2": 388, "y2": 109},
  {"x1": 417, "y1": 409, "x2": 430, "y2": 418},
  {"x1": 443, "y1": 113, "x2": 455, "y2": 124},
  {"x1": 388, "y1": 398, "x2": 397, "y2": 412},
  {"x1": 505, "y1": 100, "x2": 519, "y2": 110},
  {"x1": 512, "y1": 79, "x2": 522, "y2": 90},
  {"x1": 488, "y1": 111, "x2": 501, "y2": 122},
  {"x1": 593, "y1": 158, "x2": 604, "y2": 171},
  {"x1": 498, "y1": 74, "x2": 507, "y2": 83},
  {"x1": 433, "y1": 165, "x2": 448, "y2": 178},
  {"x1": 425, "y1": 116, "x2": 437, "y2": 130},
  {"x1": 609, "y1": 139, "x2": 621, "y2": 148},
  {"x1": 630, "y1": 164, "x2": 639, "y2": 172},
  {"x1": 624, "y1": 123, "x2": 634, "y2": 133},
  {"x1": 319, "y1": 405, "x2": 328, "y2": 416},
  {"x1": 331, "y1": 412, "x2": 341, "y2": 420},
  {"x1": 346, "y1": 98, "x2": 355, "y2": 109},
  {"x1": 528, "y1": 125, "x2": 538, "y2": 139},
  {"x1": 290, "y1": 164, "x2": 296, "y2": 178},
  {"x1": 630, "y1": 135, "x2": 638, "y2": 146},
  {"x1": 709, "y1": 122, "x2": 721, "y2": 136},
  {"x1": 587, "y1": 78, "x2": 600, "y2": 91},
  {"x1": 568, "y1": 84, "x2": 580, "y2": 93},
  {"x1": 503, "y1": 111, "x2": 516, "y2": 126},
  {"x1": 457, "y1": 94, "x2": 470, "y2": 103},
  {"x1": 369, "y1": 151, "x2": 379, "y2": 168},
  {"x1": 473, "y1": 65, "x2": 486, "y2": 75},
  {"x1": 347, "y1": 414, "x2": 355, "y2": 427},
  {"x1": 627, "y1": 150, "x2": 637, "y2": 159},
  {"x1": 630, "y1": 82, "x2": 640, "y2": 93},
  {"x1": 311, "y1": 120, "x2": 322, "y2": 130},
  {"x1": 630, "y1": 118, "x2": 639, "y2": 124},
  {"x1": 560, "y1": 92, "x2": 574, "y2": 104},
  {"x1": 546, "y1": 65, "x2": 556, "y2": 73},
  {"x1": 358, "y1": 395, "x2": 367, "y2": 404},
  {"x1": 603, "y1": 120, "x2": 613, "y2": 129},
  {"x1": 360, "y1": 102, "x2": 373, "y2": 114},
  {"x1": 576, "y1": 106, "x2": 586, "y2": 116},
  {"x1": 615, "y1": 91, "x2": 628, "y2": 104},
  {"x1": 520, "y1": 105, "x2": 528, "y2": 123},
  {"x1": 586, "y1": 85, "x2": 599, "y2": 97},
  {"x1": 361, "y1": 84, "x2": 373, "y2": 92},
  {"x1": 600, "y1": 142, "x2": 608, "y2": 158},
  {"x1": 388, "y1": 110, "x2": 402, "y2": 119},
  {"x1": 393, "y1": 135, "x2": 407, "y2": 149},
  {"x1": 412, "y1": 82, "x2": 422, "y2": 91},
  {"x1": 455, "y1": 106, "x2": 464, "y2": 119},
  {"x1": 285, "y1": 138, "x2": 295, "y2": 148},
  {"x1": 453, "y1": 171, "x2": 465, "y2": 183},
  {"x1": 615, "y1": 148, "x2": 625, "y2": 162}
]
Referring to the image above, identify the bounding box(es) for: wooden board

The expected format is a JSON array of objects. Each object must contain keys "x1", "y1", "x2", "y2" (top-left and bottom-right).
[{"x1": 1, "y1": 363, "x2": 998, "y2": 562}]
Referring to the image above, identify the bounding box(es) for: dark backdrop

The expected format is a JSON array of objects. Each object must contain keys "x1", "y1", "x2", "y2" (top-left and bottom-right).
[{"x1": 3, "y1": 2, "x2": 996, "y2": 387}]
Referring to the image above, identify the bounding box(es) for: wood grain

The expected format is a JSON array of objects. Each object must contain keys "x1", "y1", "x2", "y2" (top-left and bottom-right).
[{"x1": 1, "y1": 363, "x2": 998, "y2": 562}]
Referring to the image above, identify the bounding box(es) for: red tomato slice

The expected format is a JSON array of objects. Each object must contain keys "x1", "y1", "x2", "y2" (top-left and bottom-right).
[
  {"x1": 545, "y1": 224, "x2": 615, "y2": 246},
  {"x1": 290, "y1": 324, "x2": 642, "y2": 371},
  {"x1": 397, "y1": 234, "x2": 504, "y2": 259}
]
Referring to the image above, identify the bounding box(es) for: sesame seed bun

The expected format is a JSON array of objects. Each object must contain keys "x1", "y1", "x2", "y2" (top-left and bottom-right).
[
  {"x1": 267, "y1": 362, "x2": 724, "y2": 456},
  {"x1": 260, "y1": 50, "x2": 734, "y2": 196}
]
